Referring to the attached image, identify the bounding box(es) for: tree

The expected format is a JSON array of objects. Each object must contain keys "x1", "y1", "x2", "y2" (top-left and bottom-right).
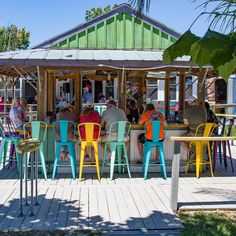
[
  {"x1": 85, "y1": 4, "x2": 118, "y2": 21},
  {"x1": 0, "y1": 24, "x2": 30, "y2": 52},
  {"x1": 129, "y1": 0, "x2": 236, "y2": 80}
]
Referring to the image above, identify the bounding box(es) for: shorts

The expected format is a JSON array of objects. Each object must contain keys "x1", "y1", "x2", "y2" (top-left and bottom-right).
[
  {"x1": 138, "y1": 133, "x2": 164, "y2": 144},
  {"x1": 101, "y1": 133, "x2": 130, "y2": 142}
]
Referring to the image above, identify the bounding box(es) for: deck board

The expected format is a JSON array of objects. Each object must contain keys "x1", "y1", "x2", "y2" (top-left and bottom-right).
[{"x1": 0, "y1": 146, "x2": 236, "y2": 232}]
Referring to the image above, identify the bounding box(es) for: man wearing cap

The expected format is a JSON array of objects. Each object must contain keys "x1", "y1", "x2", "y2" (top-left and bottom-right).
[
  {"x1": 82, "y1": 86, "x2": 93, "y2": 103},
  {"x1": 100, "y1": 100, "x2": 127, "y2": 142}
]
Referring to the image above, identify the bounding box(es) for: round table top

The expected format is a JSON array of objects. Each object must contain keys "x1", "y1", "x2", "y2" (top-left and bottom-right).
[
  {"x1": 16, "y1": 138, "x2": 41, "y2": 153},
  {"x1": 170, "y1": 136, "x2": 236, "y2": 142},
  {"x1": 215, "y1": 114, "x2": 236, "y2": 117}
]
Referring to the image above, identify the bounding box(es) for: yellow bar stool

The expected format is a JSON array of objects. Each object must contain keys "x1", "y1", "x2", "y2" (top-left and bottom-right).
[
  {"x1": 16, "y1": 138, "x2": 41, "y2": 216},
  {"x1": 78, "y1": 123, "x2": 101, "y2": 181},
  {"x1": 186, "y1": 123, "x2": 217, "y2": 178}
]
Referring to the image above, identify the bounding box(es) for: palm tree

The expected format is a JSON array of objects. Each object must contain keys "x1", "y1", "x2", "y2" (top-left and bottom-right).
[
  {"x1": 129, "y1": 0, "x2": 236, "y2": 79},
  {"x1": 129, "y1": 0, "x2": 236, "y2": 33}
]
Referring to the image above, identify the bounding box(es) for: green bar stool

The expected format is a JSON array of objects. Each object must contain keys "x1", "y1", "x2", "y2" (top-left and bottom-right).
[
  {"x1": 0, "y1": 121, "x2": 21, "y2": 171},
  {"x1": 16, "y1": 138, "x2": 41, "y2": 216},
  {"x1": 23, "y1": 121, "x2": 48, "y2": 180},
  {"x1": 101, "y1": 121, "x2": 131, "y2": 180}
]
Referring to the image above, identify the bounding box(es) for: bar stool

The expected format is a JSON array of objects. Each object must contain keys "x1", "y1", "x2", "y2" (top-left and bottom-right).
[
  {"x1": 16, "y1": 138, "x2": 40, "y2": 216},
  {"x1": 101, "y1": 121, "x2": 131, "y2": 180},
  {"x1": 142, "y1": 120, "x2": 167, "y2": 180},
  {"x1": 52, "y1": 120, "x2": 77, "y2": 180},
  {"x1": 186, "y1": 123, "x2": 217, "y2": 178},
  {"x1": 0, "y1": 117, "x2": 22, "y2": 171},
  {"x1": 23, "y1": 121, "x2": 48, "y2": 179},
  {"x1": 78, "y1": 123, "x2": 101, "y2": 181},
  {"x1": 213, "y1": 119, "x2": 234, "y2": 172}
]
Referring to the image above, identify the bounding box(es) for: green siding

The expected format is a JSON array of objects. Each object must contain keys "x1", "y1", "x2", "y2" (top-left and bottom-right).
[
  {"x1": 52, "y1": 13, "x2": 177, "y2": 50},
  {"x1": 161, "y1": 32, "x2": 170, "y2": 49}
]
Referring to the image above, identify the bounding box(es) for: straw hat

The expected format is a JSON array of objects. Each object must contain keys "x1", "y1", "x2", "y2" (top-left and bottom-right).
[{"x1": 86, "y1": 101, "x2": 94, "y2": 108}]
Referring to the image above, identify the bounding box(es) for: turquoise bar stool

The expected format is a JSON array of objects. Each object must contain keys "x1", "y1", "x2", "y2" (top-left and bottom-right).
[
  {"x1": 101, "y1": 121, "x2": 131, "y2": 180},
  {"x1": 52, "y1": 120, "x2": 77, "y2": 180},
  {"x1": 0, "y1": 119, "x2": 21, "y2": 171},
  {"x1": 94, "y1": 105, "x2": 107, "y2": 116},
  {"x1": 142, "y1": 120, "x2": 167, "y2": 180},
  {"x1": 23, "y1": 121, "x2": 48, "y2": 179}
]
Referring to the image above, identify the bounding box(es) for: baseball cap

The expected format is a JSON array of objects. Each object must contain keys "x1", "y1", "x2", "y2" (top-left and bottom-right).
[
  {"x1": 107, "y1": 100, "x2": 116, "y2": 107},
  {"x1": 86, "y1": 101, "x2": 94, "y2": 108}
]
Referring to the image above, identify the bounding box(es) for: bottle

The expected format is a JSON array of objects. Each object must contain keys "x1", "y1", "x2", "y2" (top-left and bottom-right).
[{"x1": 132, "y1": 117, "x2": 136, "y2": 124}]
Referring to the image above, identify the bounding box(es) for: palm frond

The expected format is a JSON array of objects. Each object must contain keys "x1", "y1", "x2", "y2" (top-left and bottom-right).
[
  {"x1": 128, "y1": 0, "x2": 152, "y2": 13},
  {"x1": 193, "y1": 0, "x2": 236, "y2": 33}
]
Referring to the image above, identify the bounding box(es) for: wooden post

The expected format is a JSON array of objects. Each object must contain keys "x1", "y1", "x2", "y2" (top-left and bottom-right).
[
  {"x1": 178, "y1": 73, "x2": 185, "y2": 112},
  {"x1": 118, "y1": 69, "x2": 127, "y2": 112},
  {"x1": 37, "y1": 67, "x2": 47, "y2": 121},
  {"x1": 47, "y1": 72, "x2": 53, "y2": 112},
  {"x1": 74, "y1": 70, "x2": 81, "y2": 114},
  {"x1": 197, "y1": 69, "x2": 207, "y2": 106},
  {"x1": 164, "y1": 72, "x2": 170, "y2": 116},
  {"x1": 52, "y1": 75, "x2": 56, "y2": 114}
]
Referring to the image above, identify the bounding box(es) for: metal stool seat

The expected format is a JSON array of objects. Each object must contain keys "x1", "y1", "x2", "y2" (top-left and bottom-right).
[{"x1": 16, "y1": 138, "x2": 41, "y2": 216}]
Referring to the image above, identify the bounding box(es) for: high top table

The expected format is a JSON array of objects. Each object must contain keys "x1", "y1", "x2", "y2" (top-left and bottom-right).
[{"x1": 170, "y1": 136, "x2": 236, "y2": 212}]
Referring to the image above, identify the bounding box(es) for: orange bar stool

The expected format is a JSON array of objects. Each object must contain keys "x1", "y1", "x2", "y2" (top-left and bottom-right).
[
  {"x1": 186, "y1": 123, "x2": 217, "y2": 178},
  {"x1": 78, "y1": 123, "x2": 101, "y2": 181}
]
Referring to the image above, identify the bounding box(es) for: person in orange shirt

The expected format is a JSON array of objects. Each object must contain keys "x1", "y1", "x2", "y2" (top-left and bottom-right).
[{"x1": 137, "y1": 103, "x2": 166, "y2": 164}]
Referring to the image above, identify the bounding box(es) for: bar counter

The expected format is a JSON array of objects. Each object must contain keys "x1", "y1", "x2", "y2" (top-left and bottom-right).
[{"x1": 41, "y1": 122, "x2": 188, "y2": 173}]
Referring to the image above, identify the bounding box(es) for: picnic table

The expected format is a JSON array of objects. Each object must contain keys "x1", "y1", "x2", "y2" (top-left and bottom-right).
[{"x1": 170, "y1": 136, "x2": 236, "y2": 212}]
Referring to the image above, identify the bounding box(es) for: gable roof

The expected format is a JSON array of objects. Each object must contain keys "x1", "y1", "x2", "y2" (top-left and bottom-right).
[{"x1": 32, "y1": 3, "x2": 181, "y2": 49}]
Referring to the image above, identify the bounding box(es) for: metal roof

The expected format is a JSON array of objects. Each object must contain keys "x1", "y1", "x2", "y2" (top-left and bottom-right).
[
  {"x1": 0, "y1": 48, "x2": 190, "y2": 63},
  {"x1": 0, "y1": 49, "x2": 214, "y2": 77}
]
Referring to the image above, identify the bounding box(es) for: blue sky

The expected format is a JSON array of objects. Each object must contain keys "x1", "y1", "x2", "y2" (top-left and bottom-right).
[{"x1": 1, "y1": 0, "x2": 211, "y2": 47}]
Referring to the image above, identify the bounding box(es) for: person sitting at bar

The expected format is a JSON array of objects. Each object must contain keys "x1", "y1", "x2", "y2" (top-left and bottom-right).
[
  {"x1": 9, "y1": 99, "x2": 24, "y2": 129},
  {"x1": 205, "y1": 102, "x2": 218, "y2": 124},
  {"x1": 181, "y1": 98, "x2": 207, "y2": 157},
  {"x1": 56, "y1": 104, "x2": 78, "y2": 160},
  {"x1": 79, "y1": 101, "x2": 100, "y2": 139},
  {"x1": 184, "y1": 99, "x2": 207, "y2": 137},
  {"x1": 18, "y1": 97, "x2": 28, "y2": 122},
  {"x1": 98, "y1": 94, "x2": 106, "y2": 103},
  {"x1": 100, "y1": 100, "x2": 127, "y2": 143},
  {"x1": 136, "y1": 103, "x2": 166, "y2": 164},
  {"x1": 127, "y1": 99, "x2": 139, "y2": 124},
  {"x1": 79, "y1": 101, "x2": 100, "y2": 161},
  {"x1": 57, "y1": 104, "x2": 78, "y2": 139}
]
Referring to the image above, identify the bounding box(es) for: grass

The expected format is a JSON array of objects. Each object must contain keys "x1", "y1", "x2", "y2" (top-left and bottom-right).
[{"x1": 179, "y1": 210, "x2": 236, "y2": 236}]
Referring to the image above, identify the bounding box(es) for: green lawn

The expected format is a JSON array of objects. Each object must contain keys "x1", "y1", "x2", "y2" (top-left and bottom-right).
[{"x1": 179, "y1": 210, "x2": 236, "y2": 236}]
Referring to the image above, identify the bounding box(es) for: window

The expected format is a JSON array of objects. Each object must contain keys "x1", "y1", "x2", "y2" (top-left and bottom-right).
[
  {"x1": 105, "y1": 79, "x2": 114, "y2": 99},
  {"x1": 146, "y1": 80, "x2": 158, "y2": 101},
  {"x1": 170, "y1": 77, "x2": 177, "y2": 101}
]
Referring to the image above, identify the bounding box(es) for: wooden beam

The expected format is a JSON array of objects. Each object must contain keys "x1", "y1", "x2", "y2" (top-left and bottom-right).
[
  {"x1": 74, "y1": 71, "x2": 81, "y2": 114},
  {"x1": 37, "y1": 67, "x2": 47, "y2": 120},
  {"x1": 164, "y1": 72, "x2": 170, "y2": 116},
  {"x1": 178, "y1": 73, "x2": 185, "y2": 112}
]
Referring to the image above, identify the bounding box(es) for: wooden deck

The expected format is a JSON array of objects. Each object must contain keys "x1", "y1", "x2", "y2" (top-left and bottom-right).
[{"x1": 0, "y1": 147, "x2": 236, "y2": 233}]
